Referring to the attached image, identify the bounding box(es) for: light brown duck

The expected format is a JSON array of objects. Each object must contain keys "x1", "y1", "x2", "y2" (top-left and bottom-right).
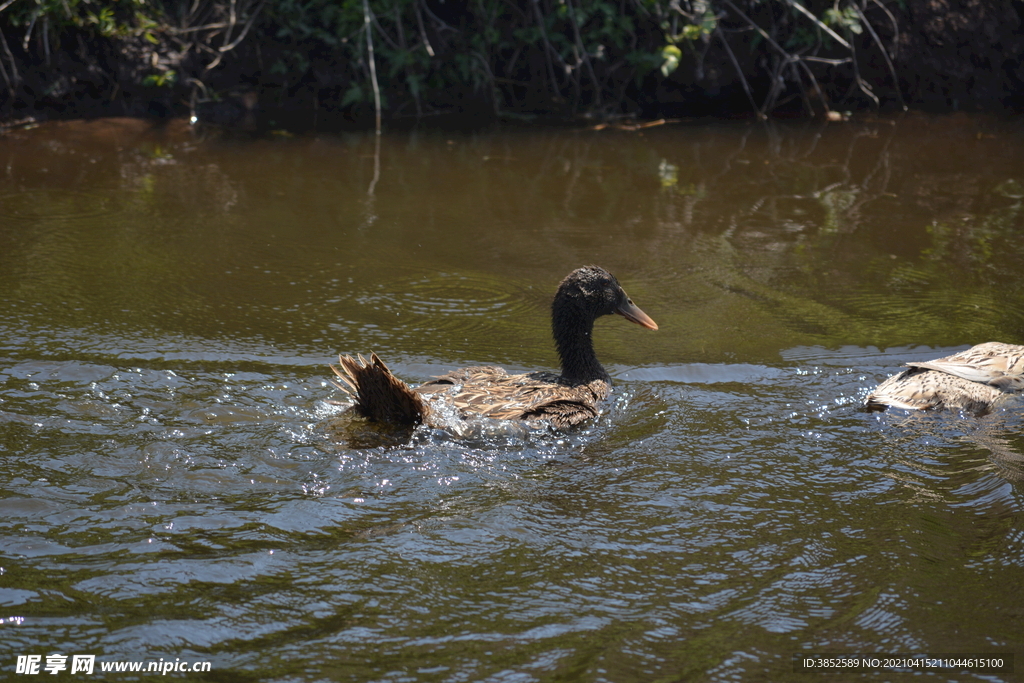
[
  {"x1": 331, "y1": 266, "x2": 658, "y2": 430},
  {"x1": 865, "y1": 342, "x2": 1024, "y2": 414}
]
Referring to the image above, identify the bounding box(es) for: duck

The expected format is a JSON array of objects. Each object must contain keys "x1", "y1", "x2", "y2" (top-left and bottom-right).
[
  {"x1": 865, "y1": 342, "x2": 1024, "y2": 414},
  {"x1": 331, "y1": 266, "x2": 658, "y2": 430}
]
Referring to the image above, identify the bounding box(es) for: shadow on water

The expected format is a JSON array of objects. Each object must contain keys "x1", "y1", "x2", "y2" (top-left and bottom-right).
[{"x1": 1, "y1": 114, "x2": 1024, "y2": 680}]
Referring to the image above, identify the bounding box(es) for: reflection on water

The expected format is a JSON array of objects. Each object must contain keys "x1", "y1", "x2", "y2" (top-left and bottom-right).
[{"x1": 1, "y1": 114, "x2": 1023, "y2": 680}]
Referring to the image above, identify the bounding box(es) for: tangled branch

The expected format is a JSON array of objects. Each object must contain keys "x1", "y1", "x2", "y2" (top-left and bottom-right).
[{"x1": 1, "y1": 0, "x2": 911, "y2": 122}]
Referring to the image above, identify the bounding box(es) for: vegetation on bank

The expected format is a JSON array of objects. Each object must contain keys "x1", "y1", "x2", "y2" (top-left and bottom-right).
[{"x1": 0, "y1": 0, "x2": 1020, "y2": 126}]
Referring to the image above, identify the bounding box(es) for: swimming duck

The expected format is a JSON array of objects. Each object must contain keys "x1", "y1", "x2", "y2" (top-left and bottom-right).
[
  {"x1": 331, "y1": 266, "x2": 658, "y2": 430},
  {"x1": 865, "y1": 342, "x2": 1024, "y2": 414}
]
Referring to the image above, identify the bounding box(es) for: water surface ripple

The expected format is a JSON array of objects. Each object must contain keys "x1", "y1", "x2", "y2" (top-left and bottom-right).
[{"x1": 2, "y1": 115, "x2": 1023, "y2": 681}]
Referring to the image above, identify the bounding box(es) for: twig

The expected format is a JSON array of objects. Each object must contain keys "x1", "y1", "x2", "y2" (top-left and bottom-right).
[
  {"x1": 414, "y1": 0, "x2": 434, "y2": 57},
  {"x1": 187, "y1": 76, "x2": 210, "y2": 99},
  {"x1": 590, "y1": 118, "x2": 675, "y2": 131},
  {"x1": 790, "y1": 62, "x2": 814, "y2": 116},
  {"x1": 716, "y1": 28, "x2": 762, "y2": 118},
  {"x1": 185, "y1": 0, "x2": 203, "y2": 25},
  {"x1": 363, "y1": 0, "x2": 382, "y2": 134},
  {"x1": 22, "y1": 11, "x2": 36, "y2": 51},
  {"x1": 203, "y1": 0, "x2": 263, "y2": 70},
  {"x1": 565, "y1": 0, "x2": 601, "y2": 106},
  {"x1": 473, "y1": 50, "x2": 500, "y2": 114},
  {"x1": 531, "y1": 0, "x2": 562, "y2": 100},
  {"x1": 393, "y1": 4, "x2": 404, "y2": 48},
  {"x1": 167, "y1": 22, "x2": 234, "y2": 35},
  {"x1": 392, "y1": 4, "x2": 422, "y2": 117},
  {"x1": 856, "y1": 75, "x2": 879, "y2": 106},
  {"x1": 721, "y1": 0, "x2": 846, "y2": 116},
  {"x1": 503, "y1": 44, "x2": 524, "y2": 81},
  {"x1": 783, "y1": 0, "x2": 851, "y2": 49},
  {"x1": 420, "y1": 1, "x2": 457, "y2": 34},
  {"x1": 0, "y1": 24, "x2": 20, "y2": 89},
  {"x1": 854, "y1": 2, "x2": 906, "y2": 110},
  {"x1": 496, "y1": 0, "x2": 530, "y2": 22},
  {"x1": 761, "y1": 56, "x2": 786, "y2": 113},
  {"x1": 803, "y1": 56, "x2": 853, "y2": 65},
  {"x1": 222, "y1": 0, "x2": 237, "y2": 52},
  {"x1": 870, "y1": 0, "x2": 900, "y2": 59},
  {"x1": 721, "y1": 0, "x2": 789, "y2": 58},
  {"x1": 219, "y1": 0, "x2": 264, "y2": 52},
  {"x1": 185, "y1": 76, "x2": 208, "y2": 122},
  {"x1": 629, "y1": 0, "x2": 653, "y2": 18},
  {"x1": 0, "y1": 52, "x2": 12, "y2": 96},
  {"x1": 369, "y1": 8, "x2": 401, "y2": 51},
  {"x1": 796, "y1": 58, "x2": 831, "y2": 115},
  {"x1": 43, "y1": 16, "x2": 50, "y2": 66},
  {"x1": 850, "y1": 47, "x2": 879, "y2": 107}
]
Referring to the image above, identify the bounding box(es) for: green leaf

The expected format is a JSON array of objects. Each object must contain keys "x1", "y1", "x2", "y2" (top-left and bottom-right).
[
  {"x1": 142, "y1": 70, "x2": 176, "y2": 88},
  {"x1": 341, "y1": 84, "x2": 364, "y2": 108},
  {"x1": 660, "y1": 44, "x2": 681, "y2": 77}
]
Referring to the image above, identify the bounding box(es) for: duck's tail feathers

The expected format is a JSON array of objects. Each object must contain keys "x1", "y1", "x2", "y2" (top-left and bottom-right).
[{"x1": 331, "y1": 353, "x2": 427, "y2": 425}]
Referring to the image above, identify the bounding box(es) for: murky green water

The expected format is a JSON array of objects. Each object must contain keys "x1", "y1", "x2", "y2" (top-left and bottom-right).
[{"x1": 2, "y1": 114, "x2": 1023, "y2": 681}]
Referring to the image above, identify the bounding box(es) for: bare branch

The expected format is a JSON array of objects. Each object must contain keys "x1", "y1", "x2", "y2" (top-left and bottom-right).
[
  {"x1": 531, "y1": 0, "x2": 563, "y2": 101},
  {"x1": 364, "y1": 0, "x2": 382, "y2": 135},
  {"x1": 721, "y1": 0, "x2": 789, "y2": 58},
  {"x1": 796, "y1": 58, "x2": 831, "y2": 114},
  {"x1": 167, "y1": 22, "x2": 234, "y2": 35},
  {"x1": 870, "y1": 0, "x2": 900, "y2": 59},
  {"x1": 369, "y1": 7, "x2": 401, "y2": 51},
  {"x1": 414, "y1": 0, "x2": 435, "y2": 57},
  {"x1": 803, "y1": 56, "x2": 853, "y2": 65},
  {"x1": 784, "y1": 0, "x2": 851, "y2": 49},
  {"x1": 565, "y1": 0, "x2": 602, "y2": 106},
  {"x1": 0, "y1": 24, "x2": 20, "y2": 89},
  {"x1": 854, "y1": 2, "x2": 906, "y2": 110},
  {"x1": 218, "y1": 0, "x2": 265, "y2": 52},
  {"x1": 716, "y1": 28, "x2": 762, "y2": 119}
]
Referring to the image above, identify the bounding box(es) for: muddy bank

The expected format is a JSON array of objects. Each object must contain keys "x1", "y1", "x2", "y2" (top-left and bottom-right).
[{"x1": 1, "y1": 0, "x2": 1022, "y2": 131}]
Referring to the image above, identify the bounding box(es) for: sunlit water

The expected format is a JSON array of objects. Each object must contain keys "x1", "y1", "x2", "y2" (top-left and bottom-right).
[{"x1": 2, "y1": 115, "x2": 1023, "y2": 681}]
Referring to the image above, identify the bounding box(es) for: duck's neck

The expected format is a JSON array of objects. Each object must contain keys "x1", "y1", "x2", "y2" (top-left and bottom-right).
[{"x1": 553, "y1": 303, "x2": 609, "y2": 385}]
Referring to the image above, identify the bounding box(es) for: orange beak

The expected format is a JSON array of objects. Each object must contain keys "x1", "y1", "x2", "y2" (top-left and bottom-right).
[{"x1": 616, "y1": 298, "x2": 658, "y2": 330}]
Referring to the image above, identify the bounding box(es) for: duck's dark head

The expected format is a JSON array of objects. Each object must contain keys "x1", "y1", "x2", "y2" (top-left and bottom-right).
[
  {"x1": 551, "y1": 266, "x2": 657, "y2": 384},
  {"x1": 553, "y1": 266, "x2": 658, "y2": 330}
]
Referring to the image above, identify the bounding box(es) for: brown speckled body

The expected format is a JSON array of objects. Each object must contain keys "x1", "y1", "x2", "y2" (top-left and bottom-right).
[
  {"x1": 865, "y1": 342, "x2": 1024, "y2": 414},
  {"x1": 335, "y1": 356, "x2": 610, "y2": 429},
  {"x1": 331, "y1": 266, "x2": 657, "y2": 431}
]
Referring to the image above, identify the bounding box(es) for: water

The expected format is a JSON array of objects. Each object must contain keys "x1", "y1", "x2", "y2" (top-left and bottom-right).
[{"x1": 1, "y1": 114, "x2": 1023, "y2": 681}]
